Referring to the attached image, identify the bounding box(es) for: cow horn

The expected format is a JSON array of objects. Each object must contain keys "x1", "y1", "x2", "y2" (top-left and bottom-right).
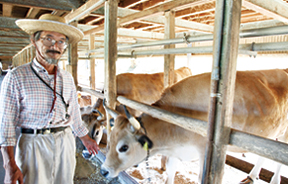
[
  {"x1": 123, "y1": 105, "x2": 141, "y2": 130},
  {"x1": 102, "y1": 98, "x2": 119, "y2": 119},
  {"x1": 92, "y1": 109, "x2": 104, "y2": 121}
]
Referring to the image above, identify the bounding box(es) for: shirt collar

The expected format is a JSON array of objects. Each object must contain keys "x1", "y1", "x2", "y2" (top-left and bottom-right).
[
  {"x1": 32, "y1": 58, "x2": 47, "y2": 73},
  {"x1": 32, "y1": 58, "x2": 61, "y2": 76}
]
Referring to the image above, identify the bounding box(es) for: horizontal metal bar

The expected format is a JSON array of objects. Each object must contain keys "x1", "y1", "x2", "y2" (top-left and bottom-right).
[
  {"x1": 88, "y1": 25, "x2": 288, "y2": 53},
  {"x1": 123, "y1": 42, "x2": 288, "y2": 56}
]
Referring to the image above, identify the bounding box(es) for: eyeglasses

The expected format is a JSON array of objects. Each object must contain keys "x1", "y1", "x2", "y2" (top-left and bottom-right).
[{"x1": 40, "y1": 37, "x2": 68, "y2": 49}]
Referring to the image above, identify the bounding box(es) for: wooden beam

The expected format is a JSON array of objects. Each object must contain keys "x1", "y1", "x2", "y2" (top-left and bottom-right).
[
  {"x1": 164, "y1": 11, "x2": 175, "y2": 88},
  {"x1": 0, "y1": 17, "x2": 21, "y2": 29},
  {"x1": 0, "y1": 38, "x2": 30, "y2": 44},
  {"x1": 0, "y1": 47, "x2": 24, "y2": 51},
  {"x1": 104, "y1": 0, "x2": 118, "y2": 135},
  {"x1": 119, "y1": 0, "x2": 144, "y2": 8},
  {"x1": 89, "y1": 34, "x2": 96, "y2": 89},
  {"x1": 86, "y1": 17, "x2": 104, "y2": 25},
  {"x1": 203, "y1": 0, "x2": 242, "y2": 183},
  {"x1": 243, "y1": 0, "x2": 288, "y2": 23},
  {"x1": 118, "y1": 28, "x2": 163, "y2": 39},
  {"x1": 3, "y1": 3, "x2": 13, "y2": 17},
  {"x1": 118, "y1": 0, "x2": 204, "y2": 26},
  {"x1": 176, "y1": 1, "x2": 215, "y2": 18},
  {"x1": 26, "y1": 8, "x2": 41, "y2": 18},
  {"x1": 0, "y1": 43, "x2": 28, "y2": 47},
  {"x1": 0, "y1": 0, "x2": 81, "y2": 11},
  {"x1": 65, "y1": 0, "x2": 106, "y2": 23},
  {"x1": 0, "y1": 35, "x2": 29, "y2": 39},
  {"x1": 240, "y1": 19, "x2": 286, "y2": 30},
  {"x1": 86, "y1": 27, "x2": 164, "y2": 40},
  {"x1": 0, "y1": 56, "x2": 13, "y2": 59},
  {"x1": 68, "y1": 21, "x2": 79, "y2": 87},
  {"x1": 83, "y1": 1, "x2": 214, "y2": 35}
]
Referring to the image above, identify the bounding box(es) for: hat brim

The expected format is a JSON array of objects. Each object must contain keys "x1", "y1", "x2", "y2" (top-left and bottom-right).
[{"x1": 16, "y1": 19, "x2": 84, "y2": 44}]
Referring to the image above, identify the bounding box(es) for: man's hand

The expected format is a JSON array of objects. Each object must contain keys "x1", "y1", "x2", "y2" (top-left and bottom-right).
[
  {"x1": 4, "y1": 160, "x2": 23, "y2": 184},
  {"x1": 79, "y1": 134, "x2": 100, "y2": 155},
  {"x1": 1, "y1": 146, "x2": 23, "y2": 184}
]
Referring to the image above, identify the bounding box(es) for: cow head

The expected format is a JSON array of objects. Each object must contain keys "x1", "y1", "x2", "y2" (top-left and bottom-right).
[
  {"x1": 100, "y1": 100, "x2": 153, "y2": 179},
  {"x1": 80, "y1": 106, "x2": 105, "y2": 145}
]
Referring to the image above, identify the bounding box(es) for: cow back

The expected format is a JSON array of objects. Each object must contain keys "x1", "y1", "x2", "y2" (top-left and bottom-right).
[{"x1": 154, "y1": 69, "x2": 288, "y2": 139}]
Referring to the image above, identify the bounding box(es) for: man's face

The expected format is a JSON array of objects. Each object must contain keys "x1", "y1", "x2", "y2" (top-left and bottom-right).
[{"x1": 33, "y1": 31, "x2": 68, "y2": 65}]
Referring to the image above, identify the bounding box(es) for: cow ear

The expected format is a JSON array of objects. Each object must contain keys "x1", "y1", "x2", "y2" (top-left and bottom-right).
[
  {"x1": 138, "y1": 135, "x2": 153, "y2": 149},
  {"x1": 81, "y1": 114, "x2": 91, "y2": 123}
]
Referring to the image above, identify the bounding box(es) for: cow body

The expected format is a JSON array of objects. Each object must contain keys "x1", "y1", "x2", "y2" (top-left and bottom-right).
[
  {"x1": 116, "y1": 66, "x2": 192, "y2": 105},
  {"x1": 95, "y1": 66, "x2": 192, "y2": 123},
  {"x1": 78, "y1": 93, "x2": 92, "y2": 107},
  {"x1": 101, "y1": 69, "x2": 288, "y2": 184}
]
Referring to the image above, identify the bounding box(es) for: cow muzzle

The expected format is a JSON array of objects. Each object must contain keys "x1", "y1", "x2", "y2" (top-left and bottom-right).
[
  {"x1": 100, "y1": 166, "x2": 116, "y2": 179},
  {"x1": 100, "y1": 168, "x2": 109, "y2": 178}
]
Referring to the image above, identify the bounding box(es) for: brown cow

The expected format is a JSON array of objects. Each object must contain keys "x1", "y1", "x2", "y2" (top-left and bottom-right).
[
  {"x1": 95, "y1": 66, "x2": 192, "y2": 122},
  {"x1": 101, "y1": 69, "x2": 288, "y2": 184},
  {"x1": 78, "y1": 93, "x2": 92, "y2": 107}
]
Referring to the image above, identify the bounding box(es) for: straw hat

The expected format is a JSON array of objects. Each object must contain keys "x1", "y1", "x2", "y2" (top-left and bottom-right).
[{"x1": 15, "y1": 14, "x2": 84, "y2": 44}]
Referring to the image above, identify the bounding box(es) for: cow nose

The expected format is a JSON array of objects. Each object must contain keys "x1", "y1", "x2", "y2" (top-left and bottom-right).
[{"x1": 100, "y1": 168, "x2": 109, "y2": 178}]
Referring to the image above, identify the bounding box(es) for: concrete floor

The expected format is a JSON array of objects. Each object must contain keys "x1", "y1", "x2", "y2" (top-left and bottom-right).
[{"x1": 0, "y1": 153, "x2": 5, "y2": 182}]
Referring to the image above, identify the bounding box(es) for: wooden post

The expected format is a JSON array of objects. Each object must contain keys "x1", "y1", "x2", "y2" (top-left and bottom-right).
[
  {"x1": 164, "y1": 10, "x2": 175, "y2": 88},
  {"x1": 202, "y1": 0, "x2": 242, "y2": 183},
  {"x1": 104, "y1": 0, "x2": 118, "y2": 134},
  {"x1": 89, "y1": 34, "x2": 97, "y2": 105},
  {"x1": 68, "y1": 21, "x2": 79, "y2": 87}
]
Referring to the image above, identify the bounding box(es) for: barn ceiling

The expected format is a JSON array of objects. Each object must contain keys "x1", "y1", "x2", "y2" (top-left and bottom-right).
[{"x1": 1, "y1": 0, "x2": 288, "y2": 61}]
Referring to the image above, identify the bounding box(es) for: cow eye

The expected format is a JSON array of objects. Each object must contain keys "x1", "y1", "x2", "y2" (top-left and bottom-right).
[
  {"x1": 119, "y1": 145, "x2": 129, "y2": 152},
  {"x1": 95, "y1": 130, "x2": 99, "y2": 136}
]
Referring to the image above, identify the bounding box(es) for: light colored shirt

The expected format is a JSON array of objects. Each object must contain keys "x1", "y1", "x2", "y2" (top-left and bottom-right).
[{"x1": 0, "y1": 59, "x2": 88, "y2": 146}]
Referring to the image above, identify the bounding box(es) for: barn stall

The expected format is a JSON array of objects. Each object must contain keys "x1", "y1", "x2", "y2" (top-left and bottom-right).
[{"x1": 1, "y1": 0, "x2": 288, "y2": 183}]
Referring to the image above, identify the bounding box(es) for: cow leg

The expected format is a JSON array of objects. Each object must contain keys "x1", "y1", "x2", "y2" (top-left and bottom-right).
[
  {"x1": 240, "y1": 156, "x2": 265, "y2": 184},
  {"x1": 165, "y1": 157, "x2": 179, "y2": 184},
  {"x1": 161, "y1": 155, "x2": 168, "y2": 171},
  {"x1": 269, "y1": 127, "x2": 288, "y2": 184},
  {"x1": 270, "y1": 162, "x2": 282, "y2": 184}
]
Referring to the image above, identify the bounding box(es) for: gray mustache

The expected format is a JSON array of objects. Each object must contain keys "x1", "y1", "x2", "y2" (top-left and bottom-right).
[{"x1": 46, "y1": 50, "x2": 61, "y2": 54}]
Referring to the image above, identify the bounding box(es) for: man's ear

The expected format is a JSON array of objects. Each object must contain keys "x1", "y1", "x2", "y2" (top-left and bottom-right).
[{"x1": 30, "y1": 36, "x2": 36, "y2": 47}]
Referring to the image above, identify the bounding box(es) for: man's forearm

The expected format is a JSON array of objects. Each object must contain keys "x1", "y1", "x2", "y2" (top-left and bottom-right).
[{"x1": 1, "y1": 146, "x2": 16, "y2": 168}]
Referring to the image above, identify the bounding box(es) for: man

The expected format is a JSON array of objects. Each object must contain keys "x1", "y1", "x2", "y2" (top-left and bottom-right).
[{"x1": 0, "y1": 14, "x2": 99, "y2": 184}]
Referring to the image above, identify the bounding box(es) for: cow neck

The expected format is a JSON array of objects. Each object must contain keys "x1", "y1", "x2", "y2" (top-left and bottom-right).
[{"x1": 30, "y1": 62, "x2": 70, "y2": 118}]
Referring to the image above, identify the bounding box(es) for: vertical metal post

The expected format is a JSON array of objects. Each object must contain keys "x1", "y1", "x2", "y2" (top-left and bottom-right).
[
  {"x1": 164, "y1": 10, "x2": 175, "y2": 88},
  {"x1": 202, "y1": 0, "x2": 242, "y2": 183},
  {"x1": 104, "y1": 0, "x2": 118, "y2": 135}
]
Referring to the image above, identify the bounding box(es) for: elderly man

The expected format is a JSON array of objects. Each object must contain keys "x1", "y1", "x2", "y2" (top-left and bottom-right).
[{"x1": 0, "y1": 14, "x2": 99, "y2": 184}]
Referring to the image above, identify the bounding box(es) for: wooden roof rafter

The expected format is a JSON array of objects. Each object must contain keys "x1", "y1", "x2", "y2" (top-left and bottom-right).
[
  {"x1": 26, "y1": 8, "x2": 41, "y2": 18},
  {"x1": 243, "y1": 0, "x2": 288, "y2": 23},
  {"x1": 83, "y1": 0, "x2": 214, "y2": 35},
  {"x1": 3, "y1": 3, "x2": 13, "y2": 17},
  {"x1": 175, "y1": 1, "x2": 215, "y2": 19},
  {"x1": 65, "y1": 0, "x2": 106, "y2": 23},
  {"x1": 0, "y1": 0, "x2": 81, "y2": 11}
]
